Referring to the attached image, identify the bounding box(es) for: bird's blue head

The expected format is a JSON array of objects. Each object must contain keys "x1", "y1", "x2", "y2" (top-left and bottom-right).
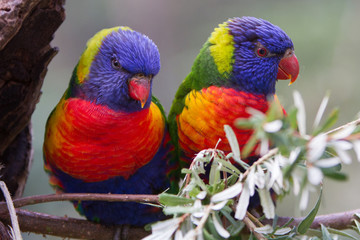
[
  {"x1": 208, "y1": 16, "x2": 299, "y2": 96},
  {"x1": 69, "y1": 26, "x2": 160, "y2": 112}
]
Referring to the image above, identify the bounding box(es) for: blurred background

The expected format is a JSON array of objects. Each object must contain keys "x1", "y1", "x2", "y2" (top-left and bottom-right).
[{"x1": 23, "y1": 0, "x2": 360, "y2": 239}]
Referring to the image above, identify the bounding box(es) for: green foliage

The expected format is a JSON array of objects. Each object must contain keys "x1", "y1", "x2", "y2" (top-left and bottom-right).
[
  {"x1": 145, "y1": 92, "x2": 360, "y2": 239},
  {"x1": 297, "y1": 189, "x2": 322, "y2": 234}
]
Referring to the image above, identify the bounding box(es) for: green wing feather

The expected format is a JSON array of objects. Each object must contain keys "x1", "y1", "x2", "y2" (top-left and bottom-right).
[
  {"x1": 168, "y1": 41, "x2": 225, "y2": 149},
  {"x1": 167, "y1": 40, "x2": 230, "y2": 188}
]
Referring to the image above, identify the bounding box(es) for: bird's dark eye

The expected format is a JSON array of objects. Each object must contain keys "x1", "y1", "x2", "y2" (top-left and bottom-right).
[
  {"x1": 256, "y1": 47, "x2": 268, "y2": 57},
  {"x1": 111, "y1": 57, "x2": 122, "y2": 70}
]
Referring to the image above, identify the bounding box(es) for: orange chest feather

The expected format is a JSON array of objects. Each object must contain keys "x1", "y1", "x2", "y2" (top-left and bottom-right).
[
  {"x1": 177, "y1": 86, "x2": 269, "y2": 160},
  {"x1": 44, "y1": 98, "x2": 165, "y2": 182}
]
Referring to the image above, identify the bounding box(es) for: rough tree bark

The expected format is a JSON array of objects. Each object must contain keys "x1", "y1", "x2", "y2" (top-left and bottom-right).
[
  {"x1": 0, "y1": 0, "x2": 64, "y2": 197},
  {"x1": 0, "y1": 0, "x2": 65, "y2": 237},
  {"x1": 0, "y1": 1, "x2": 151, "y2": 239}
]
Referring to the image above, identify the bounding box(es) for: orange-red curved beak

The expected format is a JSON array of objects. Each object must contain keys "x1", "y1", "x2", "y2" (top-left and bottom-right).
[
  {"x1": 128, "y1": 75, "x2": 151, "y2": 108},
  {"x1": 277, "y1": 49, "x2": 299, "y2": 85}
]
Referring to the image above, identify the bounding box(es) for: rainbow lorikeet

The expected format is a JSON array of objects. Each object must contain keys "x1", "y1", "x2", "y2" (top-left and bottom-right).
[
  {"x1": 168, "y1": 17, "x2": 299, "y2": 182},
  {"x1": 43, "y1": 27, "x2": 170, "y2": 226}
]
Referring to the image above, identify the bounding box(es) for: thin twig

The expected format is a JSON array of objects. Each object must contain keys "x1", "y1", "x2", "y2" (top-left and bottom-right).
[
  {"x1": 246, "y1": 211, "x2": 264, "y2": 228},
  {"x1": 0, "y1": 181, "x2": 22, "y2": 240},
  {"x1": 0, "y1": 208, "x2": 149, "y2": 240},
  {"x1": 0, "y1": 193, "x2": 159, "y2": 214},
  {"x1": 243, "y1": 216, "x2": 267, "y2": 240},
  {"x1": 195, "y1": 203, "x2": 213, "y2": 234},
  {"x1": 325, "y1": 117, "x2": 360, "y2": 135},
  {"x1": 240, "y1": 148, "x2": 279, "y2": 182}
]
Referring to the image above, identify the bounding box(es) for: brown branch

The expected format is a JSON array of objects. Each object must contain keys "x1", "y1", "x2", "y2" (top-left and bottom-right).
[
  {"x1": 0, "y1": 193, "x2": 159, "y2": 239},
  {"x1": 263, "y1": 208, "x2": 360, "y2": 230},
  {"x1": 246, "y1": 211, "x2": 264, "y2": 228},
  {"x1": 0, "y1": 208, "x2": 149, "y2": 240},
  {"x1": 0, "y1": 190, "x2": 358, "y2": 239},
  {"x1": 243, "y1": 216, "x2": 267, "y2": 240},
  {"x1": 0, "y1": 193, "x2": 159, "y2": 215}
]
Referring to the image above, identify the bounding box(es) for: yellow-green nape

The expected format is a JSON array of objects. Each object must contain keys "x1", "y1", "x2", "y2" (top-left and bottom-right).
[
  {"x1": 76, "y1": 26, "x2": 133, "y2": 84},
  {"x1": 208, "y1": 22, "x2": 235, "y2": 75}
]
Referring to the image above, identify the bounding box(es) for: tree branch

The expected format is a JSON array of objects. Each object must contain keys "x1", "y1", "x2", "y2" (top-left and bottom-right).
[
  {"x1": 0, "y1": 193, "x2": 160, "y2": 239},
  {"x1": 0, "y1": 208, "x2": 150, "y2": 240},
  {"x1": 0, "y1": 193, "x2": 159, "y2": 215},
  {"x1": 0, "y1": 189, "x2": 358, "y2": 239},
  {"x1": 264, "y1": 209, "x2": 360, "y2": 230},
  {"x1": 243, "y1": 216, "x2": 266, "y2": 240}
]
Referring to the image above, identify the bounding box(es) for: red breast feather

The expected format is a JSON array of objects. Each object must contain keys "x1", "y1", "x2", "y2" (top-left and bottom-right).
[
  {"x1": 177, "y1": 86, "x2": 269, "y2": 162},
  {"x1": 44, "y1": 97, "x2": 165, "y2": 182}
]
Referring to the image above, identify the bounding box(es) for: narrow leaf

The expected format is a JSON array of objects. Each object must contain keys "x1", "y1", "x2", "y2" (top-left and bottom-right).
[
  {"x1": 263, "y1": 120, "x2": 283, "y2": 133},
  {"x1": 321, "y1": 224, "x2": 333, "y2": 240},
  {"x1": 242, "y1": 133, "x2": 258, "y2": 159},
  {"x1": 308, "y1": 134, "x2": 327, "y2": 162},
  {"x1": 235, "y1": 183, "x2": 250, "y2": 220},
  {"x1": 183, "y1": 230, "x2": 198, "y2": 240},
  {"x1": 159, "y1": 193, "x2": 194, "y2": 206},
  {"x1": 235, "y1": 118, "x2": 254, "y2": 129},
  {"x1": 211, "y1": 200, "x2": 228, "y2": 211},
  {"x1": 313, "y1": 108, "x2": 339, "y2": 135},
  {"x1": 212, "y1": 213, "x2": 230, "y2": 238},
  {"x1": 205, "y1": 215, "x2": 222, "y2": 239},
  {"x1": 322, "y1": 170, "x2": 347, "y2": 181},
  {"x1": 327, "y1": 227, "x2": 359, "y2": 240},
  {"x1": 331, "y1": 124, "x2": 356, "y2": 140},
  {"x1": 193, "y1": 199, "x2": 204, "y2": 218},
  {"x1": 314, "y1": 158, "x2": 341, "y2": 168},
  {"x1": 274, "y1": 227, "x2": 292, "y2": 235},
  {"x1": 354, "y1": 219, "x2": 360, "y2": 234},
  {"x1": 224, "y1": 125, "x2": 241, "y2": 162},
  {"x1": 143, "y1": 217, "x2": 181, "y2": 240},
  {"x1": 267, "y1": 95, "x2": 285, "y2": 120},
  {"x1": 174, "y1": 230, "x2": 183, "y2": 240},
  {"x1": 298, "y1": 189, "x2": 322, "y2": 234},
  {"x1": 197, "y1": 191, "x2": 207, "y2": 200},
  {"x1": 313, "y1": 92, "x2": 330, "y2": 130},
  {"x1": 258, "y1": 188, "x2": 275, "y2": 219},
  {"x1": 211, "y1": 183, "x2": 242, "y2": 203},
  {"x1": 307, "y1": 167, "x2": 323, "y2": 186},
  {"x1": 334, "y1": 146, "x2": 352, "y2": 164},
  {"x1": 254, "y1": 225, "x2": 273, "y2": 234},
  {"x1": 247, "y1": 170, "x2": 256, "y2": 197},
  {"x1": 287, "y1": 107, "x2": 298, "y2": 130},
  {"x1": 209, "y1": 160, "x2": 220, "y2": 185},
  {"x1": 163, "y1": 205, "x2": 202, "y2": 215},
  {"x1": 293, "y1": 90, "x2": 306, "y2": 136},
  {"x1": 193, "y1": 171, "x2": 208, "y2": 192},
  {"x1": 216, "y1": 158, "x2": 241, "y2": 175},
  {"x1": 227, "y1": 220, "x2": 245, "y2": 236},
  {"x1": 299, "y1": 186, "x2": 310, "y2": 211},
  {"x1": 353, "y1": 140, "x2": 360, "y2": 162}
]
